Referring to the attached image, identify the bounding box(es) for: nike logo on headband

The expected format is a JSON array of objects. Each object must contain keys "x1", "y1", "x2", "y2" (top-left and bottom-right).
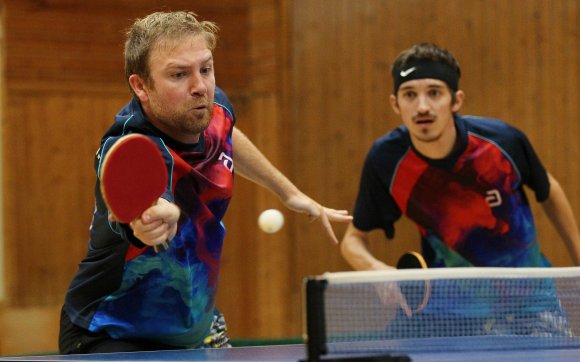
[{"x1": 400, "y1": 67, "x2": 416, "y2": 77}]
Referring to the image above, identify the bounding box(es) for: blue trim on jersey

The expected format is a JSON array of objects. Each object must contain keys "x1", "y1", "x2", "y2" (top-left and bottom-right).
[
  {"x1": 158, "y1": 138, "x2": 175, "y2": 194},
  {"x1": 214, "y1": 101, "x2": 234, "y2": 120},
  {"x1": 121, "y1": 114, "x2": 135, "y2": 134}
]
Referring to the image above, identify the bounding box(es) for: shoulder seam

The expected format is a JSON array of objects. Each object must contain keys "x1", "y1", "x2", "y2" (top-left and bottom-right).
[{"x1": 214, "y1": 101, "x2": 234, "y2": 120}]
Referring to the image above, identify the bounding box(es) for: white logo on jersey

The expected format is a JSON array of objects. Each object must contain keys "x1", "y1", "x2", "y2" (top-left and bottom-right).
[
  {"x1": 219, "y1": 152, "x2": 234, "y2": 172},
  {"x1": 485, "y1": 189, "x2": 502, "y2": 207}
]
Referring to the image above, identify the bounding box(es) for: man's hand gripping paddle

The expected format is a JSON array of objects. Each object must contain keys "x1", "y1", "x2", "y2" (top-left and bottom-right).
[{"x1": 100, "y1": 134, "x2": 170, "y2": 253}]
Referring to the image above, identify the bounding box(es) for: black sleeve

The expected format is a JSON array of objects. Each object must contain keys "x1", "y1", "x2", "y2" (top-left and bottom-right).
[
  {"x1": 352, "y1": 146, "x2": 402, "y2": 239},
  {"x1": 508, "y1": 127, "x2": 550, "y2": 202}
]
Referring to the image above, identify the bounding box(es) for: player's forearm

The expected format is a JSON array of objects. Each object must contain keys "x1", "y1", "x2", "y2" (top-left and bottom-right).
[
  {"x1": 232, "y1": 127, "x2": 301, "y2": 202},
  {"x1": 341, "y1": 240, "x2": 390, "y2": 271},
  {"x1": 542, "y1": 174, "x2": 580, "y2": 265},
  {"x1": 340, "y1": 224, "x2": 391, "y2": 271}
]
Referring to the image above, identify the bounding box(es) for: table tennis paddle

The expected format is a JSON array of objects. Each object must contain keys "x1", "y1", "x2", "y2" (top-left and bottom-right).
[
  {"x1": 100, "y1": 133, "x2": 169, "y2": 252},
  {"x1": 396, "y1": 251, "x2": 430, "y2": 313}
]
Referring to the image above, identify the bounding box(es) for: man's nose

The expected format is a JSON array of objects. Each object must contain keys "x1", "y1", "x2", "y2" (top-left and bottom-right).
[
  {"x1": 190, "y1": 74, "x2": 207, "y2": 96},
  {"x1": 417, "y1": 95, "x2": 430, "y2": 113}
]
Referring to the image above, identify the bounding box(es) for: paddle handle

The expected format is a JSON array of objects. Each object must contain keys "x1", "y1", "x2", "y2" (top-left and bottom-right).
[
  {"x1": 150, "y1": 198, "x2": 171, "y2": 253},
  {"x1": 154, "y1": 241, "x2": 170, "y2": 253}
]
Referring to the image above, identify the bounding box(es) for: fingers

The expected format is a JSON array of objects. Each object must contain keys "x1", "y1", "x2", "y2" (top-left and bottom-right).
[
  {"x1": 310, "y1": 206, "x2": 353, "y2": 245},
  {"x1": 376, "y1": 282, "x2": 413, "y2": 318},
  {"x1": 323, "y1": 208, "x2": 353, "y2": 222},
  {"x1": 398, "y1": 293, "x2": 413, "y2": 318},
  {"x1": 142, "y1": 199, "x2": 180, "y2": 225},
  {"x1": 130, "y1": 218, "x2": 173, "y2": 247},
  {"x1": 318, "y1": 210, "x2": 339, "y2": 244},
  {"x1": 279, "y1": 193, "x2": 354, "y2": 244},
  {"x1": 307, "y1": 207, "x2": 352, "y2": 223},
  {"x1": 129, "y1": 199, "x2": 180, "y2": 247}
]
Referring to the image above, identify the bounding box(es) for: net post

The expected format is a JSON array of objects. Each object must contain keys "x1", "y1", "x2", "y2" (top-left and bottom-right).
[{"x1": 303, "y1": 277, "x2": 328, "y2": 362}]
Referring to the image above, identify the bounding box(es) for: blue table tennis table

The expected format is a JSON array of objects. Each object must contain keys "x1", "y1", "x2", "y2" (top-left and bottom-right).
[{"x1": 1, "y1": 342, "x2": 579, "y2": 361}]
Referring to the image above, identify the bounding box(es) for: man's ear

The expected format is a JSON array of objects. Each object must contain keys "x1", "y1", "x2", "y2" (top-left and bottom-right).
[
  {"x1": 451, "y1": 90, "x2": 465, "y2": 112},
  {"x1": 389, "y1": 94, "x2": 401, "y2": 115},
  {"x1": 128, "y1": 74, "x2": 149, "y2": 102}
]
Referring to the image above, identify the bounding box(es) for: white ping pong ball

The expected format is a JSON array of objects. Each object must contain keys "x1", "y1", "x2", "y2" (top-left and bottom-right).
[{"x1": 258, "y1": 209, "x2": 285, "y2": 234}]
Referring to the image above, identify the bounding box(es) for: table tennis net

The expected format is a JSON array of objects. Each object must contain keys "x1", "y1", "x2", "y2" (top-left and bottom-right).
[{"x1": 303, "y1": 267, "x2": 580, "y2": 357}]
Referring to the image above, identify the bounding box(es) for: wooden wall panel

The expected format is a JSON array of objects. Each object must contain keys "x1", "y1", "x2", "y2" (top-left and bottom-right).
[
  {"x1": 4, "y1": 0, "x2": 250, "y2": 92},
  {"x1": 3, "y1": 93, "x2": 128, "y2": 306},
  {"x1": 0, "y1": 306, "x2": 61, "y2": 355},
  {"x1": 217, "y1": 0, "x2": 295, "y2": 339}
]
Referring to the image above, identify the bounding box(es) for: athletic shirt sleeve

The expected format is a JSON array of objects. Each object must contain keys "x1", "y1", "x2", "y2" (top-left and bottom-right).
[
  {"x1": 352, "y1": 136, "x2": 406, "y2": 239},
  {"x1": 214, "y1": 87, "x2": 236, "y2": 125},
  {"x1": 512, "y1": 128, "x2": 550, "y2": 202}
]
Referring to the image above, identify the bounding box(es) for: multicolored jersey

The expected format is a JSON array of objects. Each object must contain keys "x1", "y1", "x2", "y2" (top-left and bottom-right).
[
  {"x1": 354, "y1": 115, "x2": 551, "y2": 268},
  {"x1": 63, "y1": 87, "x2": 235, "y2": 347}
]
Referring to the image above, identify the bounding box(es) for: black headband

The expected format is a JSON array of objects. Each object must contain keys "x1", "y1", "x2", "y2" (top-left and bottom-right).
[{"x1": 393, "y1": 60, "x2": 459, "y2": 94}]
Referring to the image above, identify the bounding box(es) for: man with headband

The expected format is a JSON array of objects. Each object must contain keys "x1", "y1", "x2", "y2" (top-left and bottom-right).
[{"x1": 340, "y1": 43, "x2": 580, "y2": 336}]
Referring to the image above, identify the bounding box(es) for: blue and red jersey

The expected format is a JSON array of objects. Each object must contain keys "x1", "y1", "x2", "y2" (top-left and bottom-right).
[
  {"x1": 63, "y1": 87, "x2": 235, "y2": 347},
  {"x1": 353, "y1": 115, "x2": 551, "y2": 268}
]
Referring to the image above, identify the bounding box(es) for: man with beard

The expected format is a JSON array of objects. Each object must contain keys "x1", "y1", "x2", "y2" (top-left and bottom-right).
[{"x1": 59, "y1": 11, "x2": 351, "y2": 354}]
